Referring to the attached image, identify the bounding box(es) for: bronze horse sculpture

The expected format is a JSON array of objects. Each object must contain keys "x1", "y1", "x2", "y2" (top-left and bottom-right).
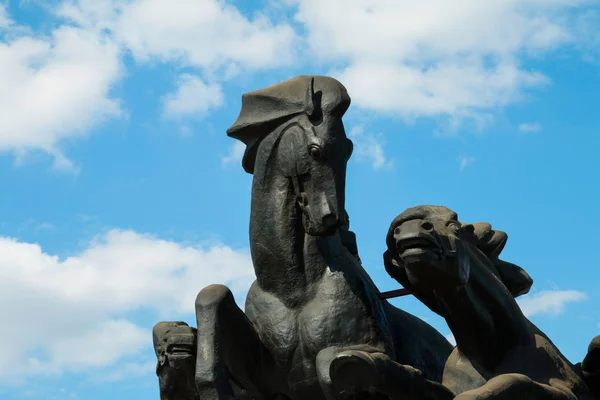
[
  {"x1": 382, "y1": 205, "x2": 595, "y2": 400},
  {"x1": 150, "y1": 77, "x2": 597, "y2": 400},
  {"x1": 190, "y1": 77, "x2": 453, "y2": 400}
]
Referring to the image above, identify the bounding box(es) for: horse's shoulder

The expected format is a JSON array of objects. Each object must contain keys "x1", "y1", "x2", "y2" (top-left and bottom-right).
[{"x1": 442, "y1": 349, "x2": 487, "y2": 395}]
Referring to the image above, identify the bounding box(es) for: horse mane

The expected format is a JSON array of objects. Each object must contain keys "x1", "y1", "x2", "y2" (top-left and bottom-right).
[
  {"x1": 466, "y1": 222, "x2": 533, "y2": 298},
  {"x1": 250, "y1": 118, "x2": 305, "y2": 180}
]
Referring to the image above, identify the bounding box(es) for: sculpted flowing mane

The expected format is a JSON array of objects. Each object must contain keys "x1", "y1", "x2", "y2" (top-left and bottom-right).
[
  {"x1": 467, "y1": 222, "x2": 533, "y2": 298},
  {"x1": 226, "y1": 75, "x2": 351, "y2": 175}
]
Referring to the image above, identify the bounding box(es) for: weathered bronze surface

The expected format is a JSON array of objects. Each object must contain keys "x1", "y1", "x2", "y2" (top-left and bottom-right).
[{"x1": 152, "y1": 77, "x2": 597, "y2": 400}]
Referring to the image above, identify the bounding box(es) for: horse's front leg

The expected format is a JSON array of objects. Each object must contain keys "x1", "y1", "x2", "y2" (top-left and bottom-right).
[
  {"x1": 195, "y1": 284, "x2": 290, "y2": 400},
  {"x1": 318, "y1": 346, "x2": 454, "y2": 400},
  {"x1": 454, "y1": 374, "x2": 577, "y2": 400}
]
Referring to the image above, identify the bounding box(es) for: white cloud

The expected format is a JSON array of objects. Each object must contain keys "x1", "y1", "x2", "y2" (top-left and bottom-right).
[
  {"x1": 335, "y1": 61, "x2": 548, "y2": 121},
  {"x1": 292, "y1": 0, "x2": 590, "y2": 121},
  {"x1": 348, "y1": 126, "x2": 392, "y2": 170},
  {"x1": 45, "y1": 319, "x2": 148, "y2": 371},
  {"x1": 59, "y1": 0, "x2": 298, "y2": 72},
  {"x1": 459, "y1": 156, "x2": 475, "y2": 171},
  {"x1": 2, "y1": 0, "x2": 595, "y2": 166},
  {"x1": 518, "y1": 122, "x2": 543, "y2": 133},
  {"x1": 93, "y1": 360, "x2": 155, "y2": 383},
  {"x1": 162, "y1": 74, "x2": 224, "y2": 119},
  {"x1": 0, "y1": 230, "x2": 255, "y2": 383},
  {"x1": 51, "y1": 151, "x2": 81, "y2": 174},
  {"x1": 517, "y1": 290, "x2": 587, "y2": 317},
  {"x1": 0, "y1": 17, "x2": 123, "y2": 157},
  {"x1": 222, "y1": 140, "x2": 246, "y2": 166},
  {"x1": 0, "y1": 0, "x2": 297, "y2": 167}
]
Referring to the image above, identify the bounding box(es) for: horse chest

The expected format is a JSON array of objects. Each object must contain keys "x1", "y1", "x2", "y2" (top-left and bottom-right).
[
  {"x1": 245, "y1": 284, "x2": 300, "y2": 370},
  {"x1": 298, "y1": 269, "x2": 389, "y2": 355}
]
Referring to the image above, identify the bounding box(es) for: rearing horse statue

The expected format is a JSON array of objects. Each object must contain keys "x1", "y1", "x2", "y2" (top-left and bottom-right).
[
  {"x1": 383, "y1": 205, "x2": 595, "y2": 400},
  {"x1": 193, "y1": 76, "x2": 453, "y2": 400}
]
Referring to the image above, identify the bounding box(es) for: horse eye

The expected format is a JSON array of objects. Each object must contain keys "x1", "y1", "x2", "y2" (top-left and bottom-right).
[
  {"x1": 308, "y1": 144, "x2": 324, "y2": 161},
  {"x1": 447, "y1": 221, "x2": 460, "y2": 232}
]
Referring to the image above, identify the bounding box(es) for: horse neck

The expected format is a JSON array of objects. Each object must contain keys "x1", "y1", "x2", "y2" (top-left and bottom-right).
[
  {"x1": 249, "y1": 167, "x2": 326, "y2": 305},
  {"x1": 437, "y1": 248, "x2": 535, "y2": 372}
]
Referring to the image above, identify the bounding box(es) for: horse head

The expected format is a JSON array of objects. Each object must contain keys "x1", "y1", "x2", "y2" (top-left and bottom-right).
[
  {"x1": 383, "y1": 205, "x2": 533, "y2": 306},
  {"x1": 227, "y1": 76, "x2": 353, "y2": 236},
  {"x1": 152, "y1": 321, "x2": 198, "y2": 400}
]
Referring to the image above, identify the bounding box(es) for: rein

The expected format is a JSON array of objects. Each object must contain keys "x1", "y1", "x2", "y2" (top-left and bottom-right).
[{"x1": 378, "y1": 288, "x2": 411, "y2": 300}]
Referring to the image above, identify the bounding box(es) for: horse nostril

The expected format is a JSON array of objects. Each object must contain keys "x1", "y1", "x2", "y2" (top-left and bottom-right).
[{"x1": 421, "y1": 222, "x2": 433, "y2": 231}]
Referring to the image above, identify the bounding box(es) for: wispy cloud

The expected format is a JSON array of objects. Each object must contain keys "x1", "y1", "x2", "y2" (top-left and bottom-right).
[
  {"x1": 348, "y1": 126, "x2": 392, "y2": 170},
  {"x1": 459, "y1": 156, "x2": 475, "y2": 171},
  {"x1": 93, "y1": 360, "x2": 155, "y2": 383},
  {"x1": 517, "y1": 290, "x2": 587, "y2": 318},
  {"x1": 0, "y1": 4, "x2": 12, "y2": 28},
  {"x1": 51, "y1": 151, "x2": 81, "y2": 175},
  {"x1": 518, "y1": 122, "x2": 543, "y2": 133},
  {"x1": 222, "y1": 141, "x2": 246, "y2": 167},
  {"x1": 19, "y1": 219, "x2": 56, "y2": 234},
  {"x1": 162, "y1": 74, "x2": 224, "y2": 120}
]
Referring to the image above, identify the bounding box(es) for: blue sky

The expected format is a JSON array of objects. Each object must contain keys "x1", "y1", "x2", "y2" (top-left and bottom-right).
[{"x1": 1, "y1": 0, "x2": 599, "y2": 399}]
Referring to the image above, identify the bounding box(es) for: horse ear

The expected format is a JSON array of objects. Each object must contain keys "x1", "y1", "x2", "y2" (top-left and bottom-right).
[
  {"x1": 495, "y1": 260, "x2": 533, "y2": 297},
  {"x1": 468, "y1": 223, "x2": 532, "y2": 297},
  {"x1": 305, "y1": 77, "x2": 315, "y2": 117},
  {"x1": 304, "y1": 77, "x2": 323, "y2": 122},
  {"x1": 470, "y1": 223, "x2": 508, "y2": 259}
]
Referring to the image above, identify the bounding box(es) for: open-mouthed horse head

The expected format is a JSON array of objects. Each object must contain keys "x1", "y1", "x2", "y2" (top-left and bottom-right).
[
  {"x1": 227, "y1": 76, "x2": 354, "y2": 236},
  {"x1": 383, "y1": 205, "x2": 533, "y2": 299}
]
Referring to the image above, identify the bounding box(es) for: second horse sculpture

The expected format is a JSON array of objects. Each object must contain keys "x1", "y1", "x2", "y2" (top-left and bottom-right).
[
  {"x1": 193, "y1": 76, "x2": 453, "y2": 400},
  {"x1": 383, "y1": 205, "x2": 595, "y2": 400}
]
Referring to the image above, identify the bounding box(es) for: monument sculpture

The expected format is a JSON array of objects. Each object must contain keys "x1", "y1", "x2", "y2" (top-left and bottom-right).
[{"x1": 152, "y1": 76, "x2": 598, "y2": 400}]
